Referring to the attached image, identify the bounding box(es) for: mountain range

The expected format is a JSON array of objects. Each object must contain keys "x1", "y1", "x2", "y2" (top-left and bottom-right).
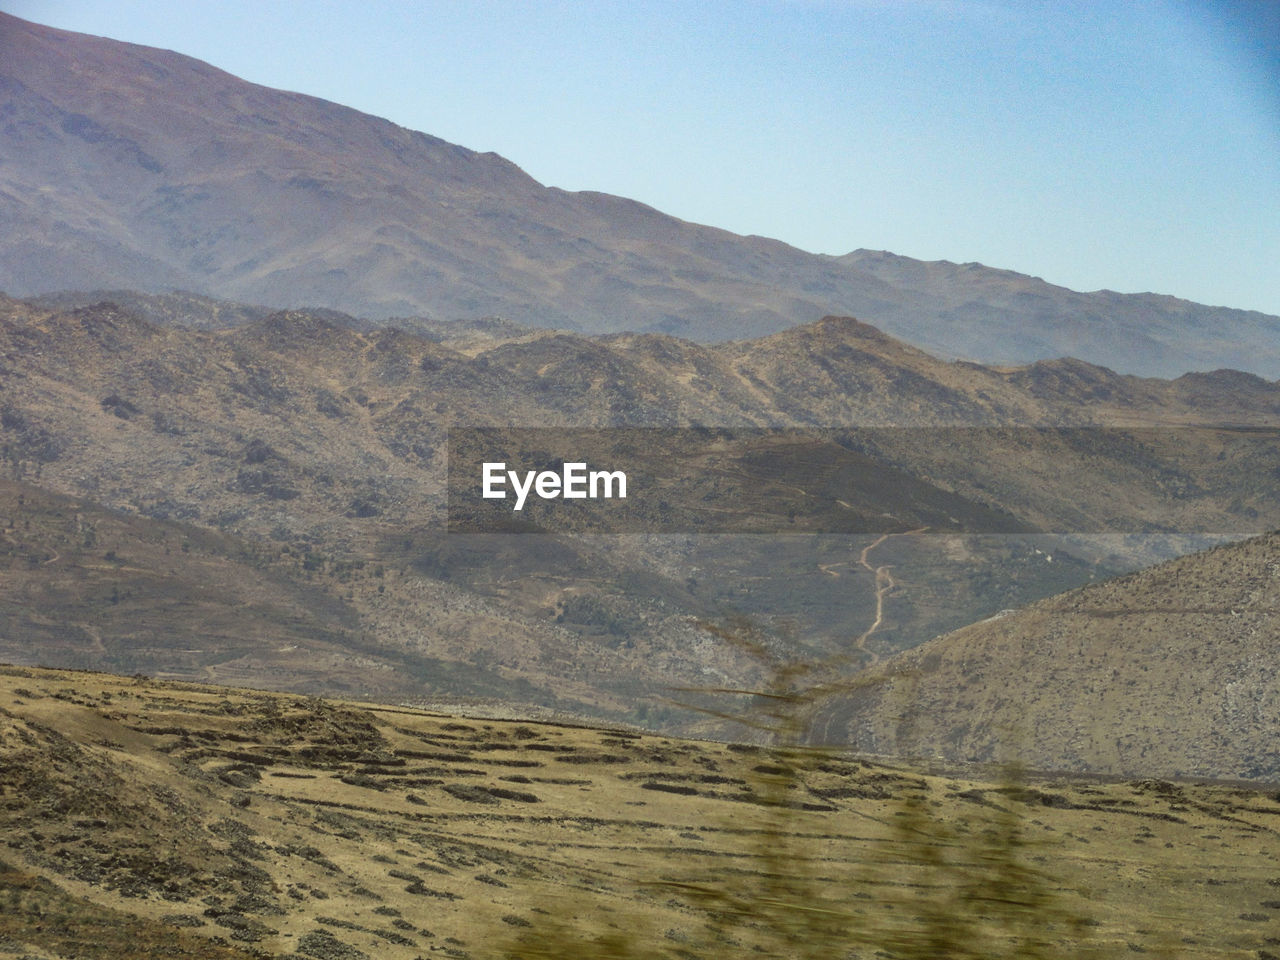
[
  {"x1": 3, "y1": 11, "x2": 1280, "y2": 786},
  {"x1": 3, "y1": 292, "x2": 1279, "y2": 779},
  {"x1": 8, "y1": 13, "x2": 1280, "y2": 960},
  {"x1": 2, "y1": 11, "x2": 1279, "y2": 378}
]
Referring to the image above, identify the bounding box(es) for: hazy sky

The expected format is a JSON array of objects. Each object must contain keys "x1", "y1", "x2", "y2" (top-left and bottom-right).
[{"x1": 7, "y1": 0, "x2": 1278, "y2": 315}]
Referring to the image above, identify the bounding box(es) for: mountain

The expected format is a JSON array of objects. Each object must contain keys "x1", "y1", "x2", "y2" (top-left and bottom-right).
[
  {"x1": 3, "y1": 293, "x2": 1280, "y2": 742},
  {"x1": 815, "y1": 531, "x2": 1280, "y2": 781},
  {"x1": 2, "y1": 12, "x2": 1279, "y2": 378}
]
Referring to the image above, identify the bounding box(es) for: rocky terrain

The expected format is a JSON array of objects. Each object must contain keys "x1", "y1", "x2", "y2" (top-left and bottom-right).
[
  {"x1": 3, "y1": 293, "x2": 1279, "y2": 753},
  {"x1": 817, "y1": 531, "x2": 1280, "y2": 781},
  {"x1": 3, "y1": 665, "x2": 1280, "y2": 959},
  {"x1": 3, "y1": 11, "x2": 1279, "y2": 377}
]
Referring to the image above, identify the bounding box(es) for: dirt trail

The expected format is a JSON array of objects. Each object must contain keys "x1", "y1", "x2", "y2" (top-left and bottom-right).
[{"x1": 851, "y1": 528, "x2": 926, "y2": 667}]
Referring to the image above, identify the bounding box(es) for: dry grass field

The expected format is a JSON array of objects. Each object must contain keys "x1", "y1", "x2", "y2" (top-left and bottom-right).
[{"x1": 3, "y1": 665, "x2": 1280, "y2": 959}]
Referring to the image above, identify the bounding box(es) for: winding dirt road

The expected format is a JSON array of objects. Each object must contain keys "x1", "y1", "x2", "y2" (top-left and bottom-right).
[{"x1": 850, "y1": 528, "x2": 927, "y2": 667}]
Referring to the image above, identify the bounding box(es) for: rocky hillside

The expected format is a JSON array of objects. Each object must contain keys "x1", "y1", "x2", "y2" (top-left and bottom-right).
[
  {"x1": 2, "y1": 293, "x2": 1279, "y2": 749},
  {"x1": 815, "y1": 531, "x2": 1280, "y2": 781}
]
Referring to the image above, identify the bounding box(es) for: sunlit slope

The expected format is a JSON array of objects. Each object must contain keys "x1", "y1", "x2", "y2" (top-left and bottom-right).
[
  {"x1": 3, "y1": 666, "x2": 1280, "y2": 958},
  {"x1": 817, "y1": 531, "x2": 1280, "y2": 780}
]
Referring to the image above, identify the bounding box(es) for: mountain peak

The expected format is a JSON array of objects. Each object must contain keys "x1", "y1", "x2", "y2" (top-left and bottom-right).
[{"x1": 2, "y1": 12, "x2": 1278, "y2": 377}]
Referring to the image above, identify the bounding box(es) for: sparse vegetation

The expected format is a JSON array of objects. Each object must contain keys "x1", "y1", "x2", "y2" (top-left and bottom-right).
[
  {"x1": 497, "y1": 617, "x2": 1269, "y2": 958},
  {"x1": 4, "y1": 291, "x2": 1280, "y2": 758},
  {"x1": 1, "y1": 665, "x2": 1278, "y2": 957}
]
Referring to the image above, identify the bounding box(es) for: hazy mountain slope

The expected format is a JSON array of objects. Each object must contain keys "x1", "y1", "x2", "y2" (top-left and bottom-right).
[
  {"x1": 2, "y1": 12, "x2": 1279, "y2": 376},
  {"x1": 814, "y1": 531, "x2": 1280, "y2": 780},
  {"x1": 0, "y1": 475, "x2": 664, "y2": 711},
  {"x1": 841, "y1": 250, "x2": 1280, "y2": 378},
  {"x1": 0, "y1": 476, "x2": 359, "y2": 683},
  {"x1": 0, "y1": 12, "x2": 900, "y2": 340}
]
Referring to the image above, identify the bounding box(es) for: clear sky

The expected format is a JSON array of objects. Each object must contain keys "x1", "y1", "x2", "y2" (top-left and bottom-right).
[{"x1": 6, "y1": 0, "x2": 1278, "y2": 315}]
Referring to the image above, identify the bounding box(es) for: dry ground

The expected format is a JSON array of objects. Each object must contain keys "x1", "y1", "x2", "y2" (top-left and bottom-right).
[{"x1": 2, "y1": 665, "x2": 1279, "y2": 959}]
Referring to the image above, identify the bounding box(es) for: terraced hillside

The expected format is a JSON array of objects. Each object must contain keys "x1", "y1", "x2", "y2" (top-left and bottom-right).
[{"x1": 3, "y1": 666, "x2": 1280, "y2": 958}]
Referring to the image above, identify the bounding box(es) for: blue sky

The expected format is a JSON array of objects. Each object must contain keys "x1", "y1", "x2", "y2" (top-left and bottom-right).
[{"x1": 6, "y1": 0, "x2": 1278, "y2": 315}]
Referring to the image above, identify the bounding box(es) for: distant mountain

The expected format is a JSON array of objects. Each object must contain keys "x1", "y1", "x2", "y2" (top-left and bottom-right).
[
  {"x1": 2, "y1": 12, "x2": 1278, "y2": 378},
  {"x1": 814, "y1": 531, "x2": 1280, "y2": 781}
]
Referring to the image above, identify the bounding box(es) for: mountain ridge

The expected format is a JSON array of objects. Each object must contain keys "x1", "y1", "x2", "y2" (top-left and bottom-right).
[
  {"x1": 4, "y1": 292, "x2": 1280, "y2": 757},
  {"x1": 2, "y1": 11, "x2": 1279, "y2": 377}
]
